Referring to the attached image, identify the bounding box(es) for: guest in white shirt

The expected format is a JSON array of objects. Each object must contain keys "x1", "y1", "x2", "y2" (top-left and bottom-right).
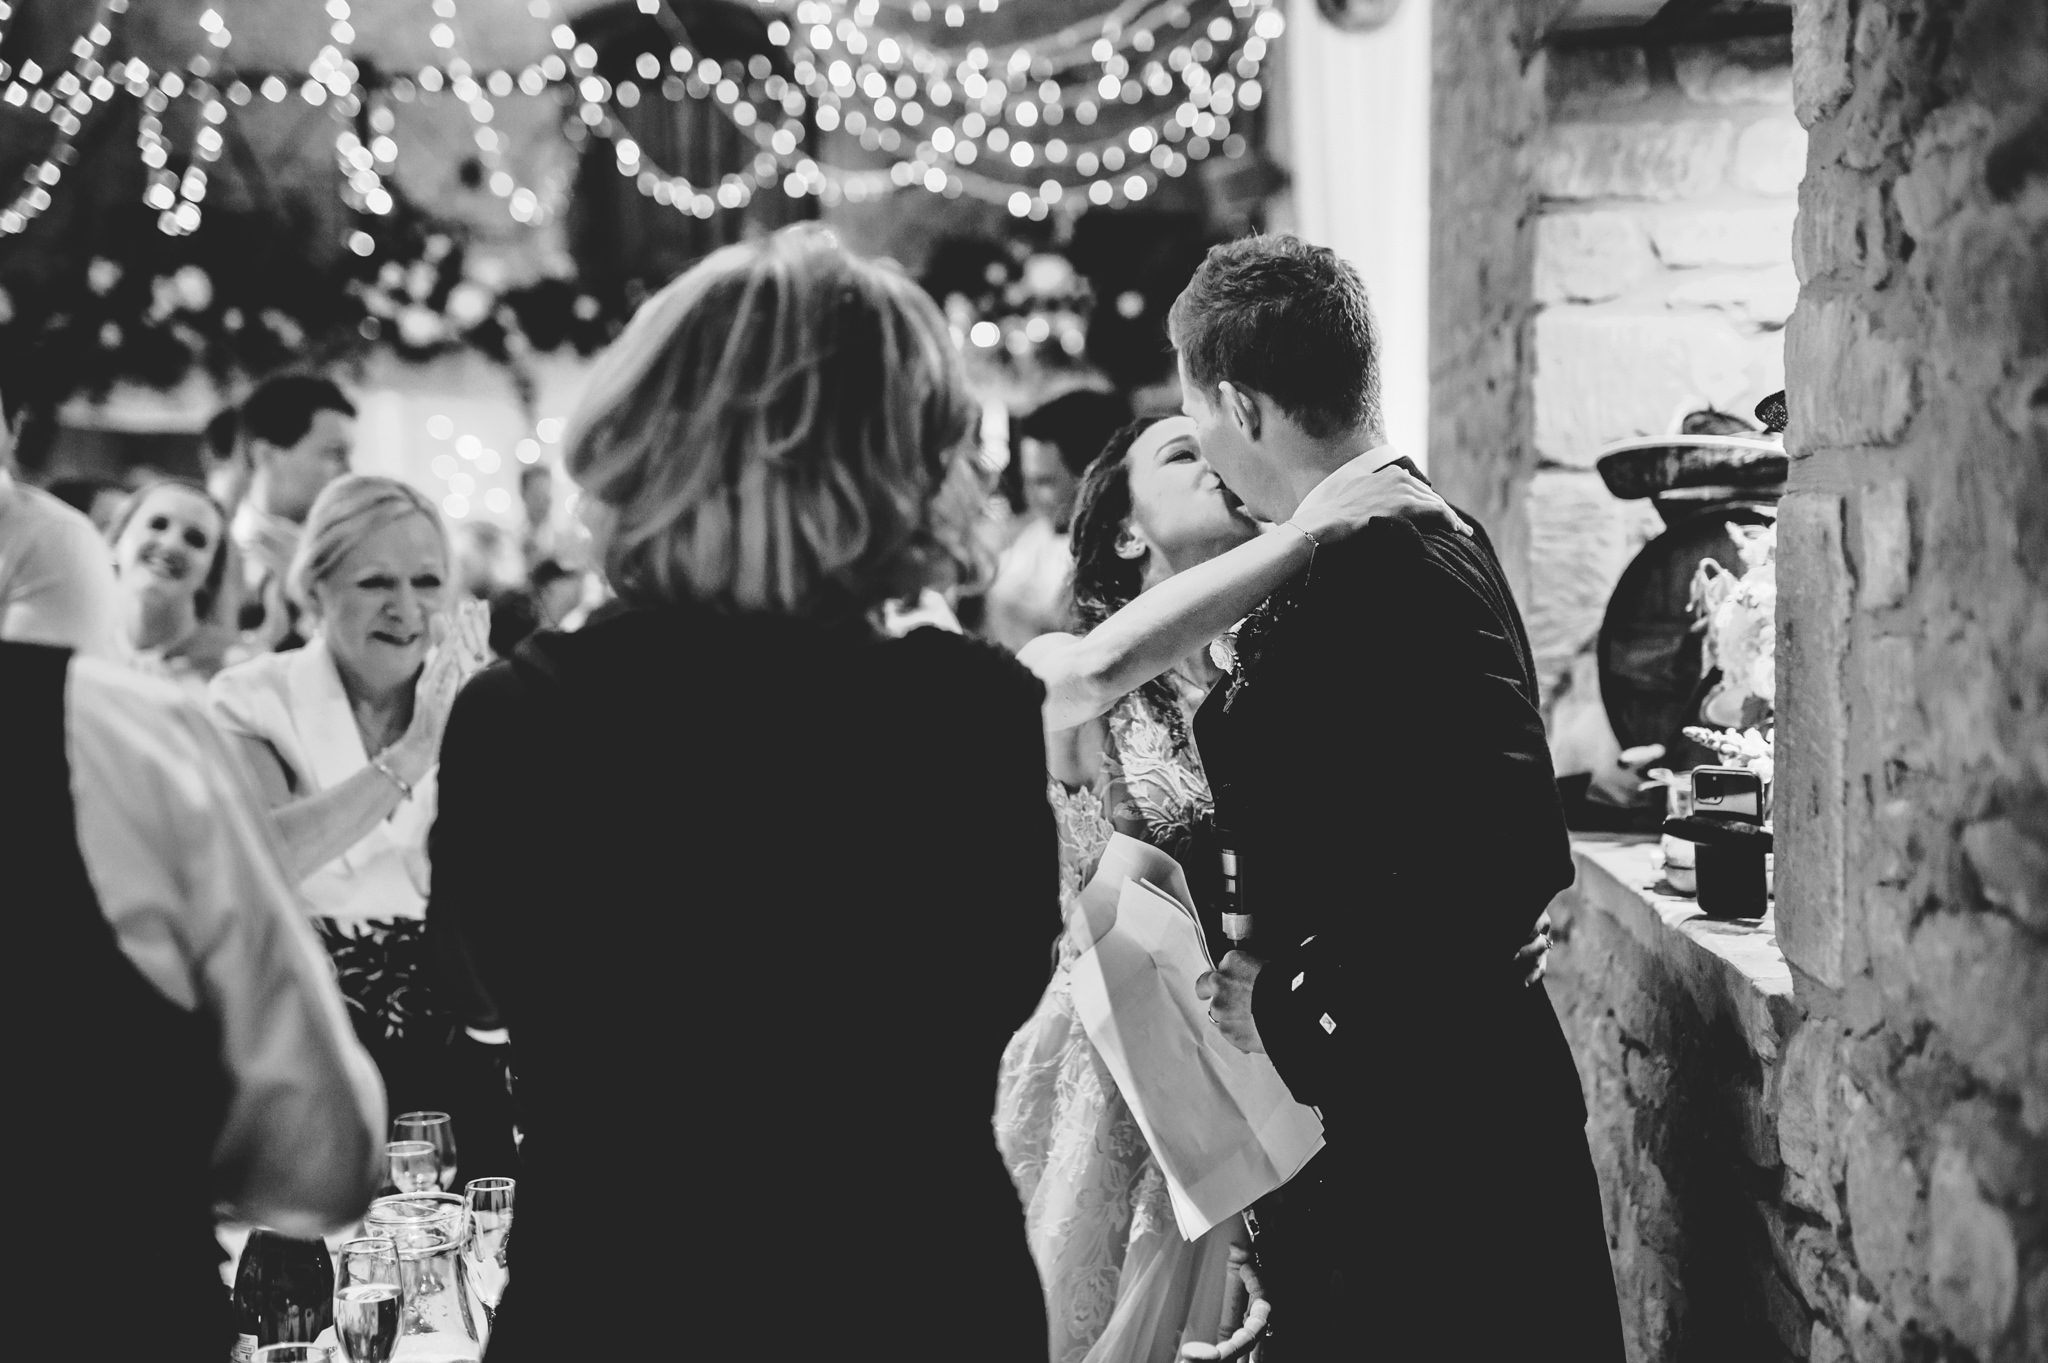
[
  {"x1": 210, "y1": 474, "x2": 498, "y2": 1167},
  {"x1": 0, "y1": 386, "x2": 127, "y2": 659},
  {"x1": 3, "y1": 639, "x2": 385, "y2": 1358}
]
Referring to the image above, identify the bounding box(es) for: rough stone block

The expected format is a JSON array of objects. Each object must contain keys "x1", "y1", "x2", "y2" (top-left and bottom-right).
[
  {"x1": 1666, "y1": 264, "x2": 1802, "y2": 327},
  {"x1": 1860, "y1": 638, "x2": 1921, "y2": 770},
  {"x1": 1534, "y1": 210, "x2": 1658, "y2": 303},
  {"x1": 1927, "y1": 1137, "x2": 2021, "y2": 1356},
  {"x1": 1651, "y1": 203, "x2": 1799, "y2": 268},
  {"x1": 1792, "y1": 0, "x2": 1854, "y2": 127},
  {"x1": 1546, "y1": 45, "x2": 1650, "y2": 116},
  {"x1": 1911, "y1": 913, "x2": 2048, "y2": 1127},
  {"x1": 1810, "y1": 1322, "x2": 1850, "y2": 1363},
  {"x1": 1794, "y1": 167, "x2": 1889, "y2": 288},
  {"x1": 1775, "y1": 492, "x2": 1851, "y2": 987},
  {"x1": 1734, "y1": 116, "x2": 1811, "y2": 196},
  {"x1": 1961, "y1": 817, "x2": 2048, "y2": 929},
  {"x1": 1779, "y1": 1019, "x2": 1845, "y2": 1222},
  {"x1": 1856, "y1": 479, "x2": 1913, "y2": 609},
  {"x1": 1844, "y1": 1098, "x2": 1926, "y2": 1303},
  {"x1": 1537, "y1": 120, "x2": 1735, "y2": 203},
  {"x1": 1534, "y1": 309, "x2": 1768, "y2": 465},
  {"x1": 1526, "y1": 466, "x2": 1662, "y2": 687},
  {"x1": 1674, "y1": 36, "x2": 1796, "y2": 107},
  {"x1": 1785, "y1": 297, "x2": 1919, "y2": 450}
]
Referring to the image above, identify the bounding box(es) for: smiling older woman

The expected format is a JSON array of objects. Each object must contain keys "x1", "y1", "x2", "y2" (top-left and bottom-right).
[{"x1": 209, "y1": 474, "x2": 497, "y2": 1160}]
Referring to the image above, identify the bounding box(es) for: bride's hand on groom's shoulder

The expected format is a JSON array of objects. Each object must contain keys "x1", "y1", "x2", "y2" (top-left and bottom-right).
[{"x1": 1292, "y1": 447, "x2": 1473, "y2": 543}]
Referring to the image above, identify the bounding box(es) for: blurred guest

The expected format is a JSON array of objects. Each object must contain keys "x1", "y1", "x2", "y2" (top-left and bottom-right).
[
  {"x1": 983, "y1": 387, "x2": 1132, "y2": 652},
  {"x1": 231, "y1": 374, "x2": 356, "y2": 651},
  {"x1": 453, "y1": 519, "x2": 524, "y2": 602},
  {"x1": 0, "y1": 385, "x2": 127, "y2": 659},
  {"x1": 429, "y1": 225, "x2": 1056, "y2": 1362},
  {"x1": 3, "y1": 640, "x2": 385, "y2": 1361},
  {"x1": 107, "y1": 478, "x2": 240, "y2": 693},
  {"x1": 485, "y1": 584, "x2": 542, "y2": 661},
  {"x1": 517, "y1": 462, "x2": 563, "y2": 569},
  {"x1": 45, "y1": 473, "x2": 129, "y2": 532},
  {"x1": 528, "y1": 557, "x2": 583, "y2": 629},
  {"x1": 202, "y1": 401, "x2": 253, "y2": 515},
  {"x1": 209, "y1": 475, "x2": 506, "y2": 1173}
]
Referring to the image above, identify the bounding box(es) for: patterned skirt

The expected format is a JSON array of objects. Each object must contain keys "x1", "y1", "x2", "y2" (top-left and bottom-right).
[{"x1": 313, "y1": 916, "x2": 446, "y2": 1044}]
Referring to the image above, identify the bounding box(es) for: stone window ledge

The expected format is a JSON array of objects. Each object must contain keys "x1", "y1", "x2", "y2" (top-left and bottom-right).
[{"x1": 1565, "y1": 833, "x2": 1800, "y2": 1059}]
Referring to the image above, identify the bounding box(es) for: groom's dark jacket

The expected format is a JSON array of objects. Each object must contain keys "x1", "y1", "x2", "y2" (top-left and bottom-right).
[{"x1": 1192, "y1": 490, "x2": 1586, "y2": 1140}]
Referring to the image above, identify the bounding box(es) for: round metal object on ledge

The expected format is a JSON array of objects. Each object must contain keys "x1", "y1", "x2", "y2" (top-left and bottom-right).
[{"x1": 1593, "y1": 432, "x2": 1788, "y2": 502}]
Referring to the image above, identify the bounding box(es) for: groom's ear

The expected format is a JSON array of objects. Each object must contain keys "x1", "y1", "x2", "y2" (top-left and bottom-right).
[{"x1": 1217, "y1": 381, "x2": 1262, "y2": 441}]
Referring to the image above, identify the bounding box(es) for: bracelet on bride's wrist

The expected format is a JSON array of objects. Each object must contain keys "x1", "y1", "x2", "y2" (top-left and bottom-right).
[
  {"x1": 1282, "y1": 520, "x2": 1321, "y2": 564},
  {"x1": 370, "y1": 755, "x2": 414, "y2": 802}
]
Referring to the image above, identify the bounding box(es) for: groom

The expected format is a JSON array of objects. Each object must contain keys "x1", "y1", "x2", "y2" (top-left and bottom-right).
[{"x1": 1181, "y1": 237, "x2": 1624, "y2": 1361}]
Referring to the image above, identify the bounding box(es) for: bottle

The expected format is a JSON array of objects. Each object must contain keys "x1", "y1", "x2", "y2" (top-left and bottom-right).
[
  {"x1": 1218, "y1": 821, "x2": 1252, "y2": 953},
  {"x1": 230, "y1": 1228, "x2": 335, "y2": 1361}
]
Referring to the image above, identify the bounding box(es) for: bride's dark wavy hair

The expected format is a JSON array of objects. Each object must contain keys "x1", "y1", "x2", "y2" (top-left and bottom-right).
[{"x1": 1066, "y1": 416, "x2": 1186, "y2": 736}]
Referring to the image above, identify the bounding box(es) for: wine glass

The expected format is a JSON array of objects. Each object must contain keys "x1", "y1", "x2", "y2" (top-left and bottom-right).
[
  {"x1": 386, "y1": 1140, "x2": 441, "y2": 1195},
  {"x1": 461, "y1": 1178, "x2": 515, "y2": 1331},
  {"x1": 393, "y1": 1111, "x2": 459, "y2": 1191},
  {"x1": 254, "y1": 1347, "x2": 336, "y2": 1363},
  {"x1": 333, "y1": 1237, "x2": 401, "y2": 1363}
]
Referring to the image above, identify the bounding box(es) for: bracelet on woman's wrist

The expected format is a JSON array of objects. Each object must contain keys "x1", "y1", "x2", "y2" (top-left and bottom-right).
[
  {"x1": 1281, "y1": 520, "x2": 1322, "y2": 562},
  {"x1": 370, "y1": 754, "x2": 414, "y2": 802}
]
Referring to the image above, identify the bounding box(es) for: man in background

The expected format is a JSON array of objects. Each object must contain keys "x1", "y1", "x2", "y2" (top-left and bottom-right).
[
  {"x1": 230, "y1": 373, "x2": 356, "y2": 650},
  {"x1": 981, "y1": 387, "x2": 1132, "y2": 652},
  {"x1": 0, "y1": 384, "x2": 127, "y2": 659}
]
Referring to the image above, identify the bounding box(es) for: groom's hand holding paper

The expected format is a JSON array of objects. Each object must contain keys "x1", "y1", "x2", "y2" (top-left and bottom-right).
[{"x1": 1068, "y1": 834, "x2": 1324, "y2": 1242}]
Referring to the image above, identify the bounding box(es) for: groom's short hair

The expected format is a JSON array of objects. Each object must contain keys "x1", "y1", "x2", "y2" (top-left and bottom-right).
[{"x1": 1168, "y1": 235, "x2": 1383, "y2": 442}]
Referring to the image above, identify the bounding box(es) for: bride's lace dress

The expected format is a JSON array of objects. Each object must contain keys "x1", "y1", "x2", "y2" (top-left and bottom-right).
[{"x1": 995, "y1": 685, "x2": 1241, "y2": 1363}]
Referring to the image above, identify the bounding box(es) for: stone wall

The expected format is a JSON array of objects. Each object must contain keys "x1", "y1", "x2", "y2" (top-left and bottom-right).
[
  {"x1": 1545, "y1": 4, "x2": 2048, "y2": 1363},
  {"x1": 1770, "y1": 0, "x2": 2048, "y2": 1359},
  {"x1": 1526, "y1": 33, "x2": 1799, "y2": 716},
  {"x1": 1427, "y1": 0, "x2": 1560, "y2": 609},
  {"x1": 1547, "y1": 840, "x2": 1802, "y2": 1363}
]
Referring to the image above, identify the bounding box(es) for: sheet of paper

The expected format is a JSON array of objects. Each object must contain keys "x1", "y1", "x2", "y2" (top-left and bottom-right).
[{"x1": 1070, "y1": 853, "x2": 1325, "y2": 1241}]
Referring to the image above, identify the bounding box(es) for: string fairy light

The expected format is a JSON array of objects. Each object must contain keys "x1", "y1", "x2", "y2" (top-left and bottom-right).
[
  {"x1": 4, "y1": 0, "x2": 1284, "y2": 239},
  {"x1": 0, "y1": 0, "x2": 132, "y2": 236}
]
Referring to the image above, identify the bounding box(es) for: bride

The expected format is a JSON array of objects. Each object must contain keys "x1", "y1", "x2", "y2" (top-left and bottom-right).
[{"x1": 998, "y1": 415, "x2": 1466, "y2": 1363}]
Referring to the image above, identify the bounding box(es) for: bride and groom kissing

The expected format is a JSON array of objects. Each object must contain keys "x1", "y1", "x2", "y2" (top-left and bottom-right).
[{"x1": 1166, "y1": 235, "x2": 1625, "y2": 1361}]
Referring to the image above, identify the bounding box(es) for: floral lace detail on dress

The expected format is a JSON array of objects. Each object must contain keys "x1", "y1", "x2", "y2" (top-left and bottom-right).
[{"x1": 995, "y1": 681, "x2": 1235, "y2": 1363}]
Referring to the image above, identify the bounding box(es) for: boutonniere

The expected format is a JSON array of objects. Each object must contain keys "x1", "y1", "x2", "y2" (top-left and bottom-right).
[{"x1": 1219, "y1": 580, "x2": 1302, "y2": 711}]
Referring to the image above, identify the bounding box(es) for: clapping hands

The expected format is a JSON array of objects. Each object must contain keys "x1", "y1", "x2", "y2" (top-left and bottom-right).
[{"x1": 391, "y1": 600, "x2": 492, "y2": 776}]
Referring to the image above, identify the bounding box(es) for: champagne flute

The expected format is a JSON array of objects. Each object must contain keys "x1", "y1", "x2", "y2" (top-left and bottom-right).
[
  {"x1": 393, "y1": 1111, "x2": 459, "y2": 1191},
  {"x1": 386, "y1": 1140, "x2": 441, "y2": 1195},
  {"x1": 333, "y1": 1238, "x2": 402, "y2": 1363},
  {"x1": 462, "y1": 1177, "x2": 515, "y2": 1332},
  {"x1": 254, "y1": 1347, "x2": 336, "y2": 1363}
]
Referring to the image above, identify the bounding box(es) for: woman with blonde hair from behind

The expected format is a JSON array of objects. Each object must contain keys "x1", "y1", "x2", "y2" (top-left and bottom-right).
[{"x1": 426, "y1": 225, "x2": 1057, "y2": 1361}]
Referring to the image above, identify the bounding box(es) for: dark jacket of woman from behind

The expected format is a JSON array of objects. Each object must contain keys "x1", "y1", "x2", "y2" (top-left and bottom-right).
[{"x1": 428, "y1": 605, "x2": 1058, "y2": 1360}]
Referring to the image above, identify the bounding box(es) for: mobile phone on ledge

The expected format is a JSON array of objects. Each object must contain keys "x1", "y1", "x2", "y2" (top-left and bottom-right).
[{"x1": 1690, "y1": 765, "x2": 1763, "y2": 824}]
